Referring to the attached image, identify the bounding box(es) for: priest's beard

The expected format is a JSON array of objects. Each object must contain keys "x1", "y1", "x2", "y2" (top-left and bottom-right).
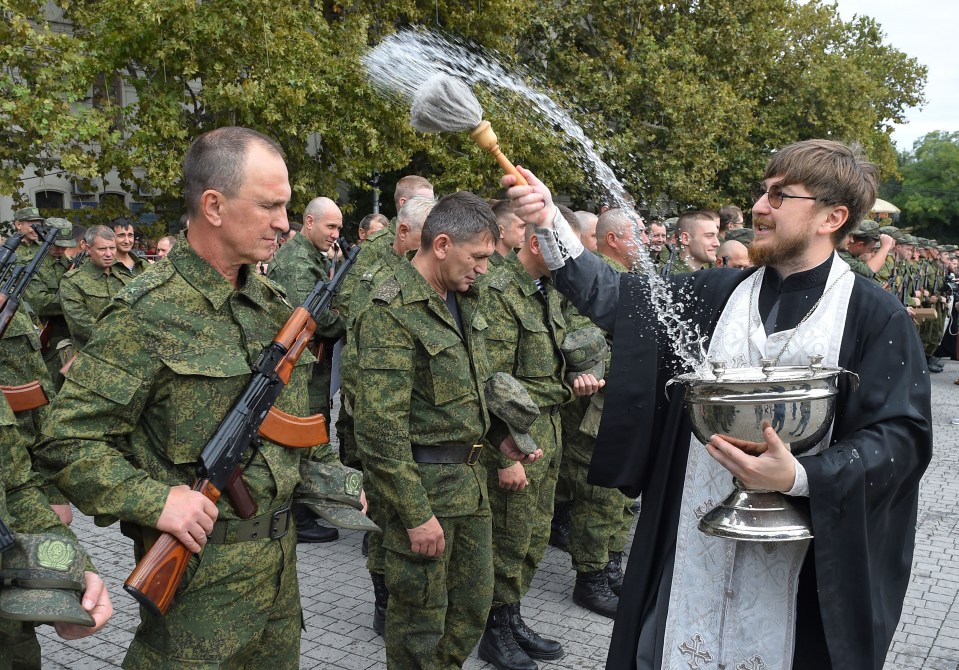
[{"x1": 748, "y1": 218, "x2": 812, "y2": 268}]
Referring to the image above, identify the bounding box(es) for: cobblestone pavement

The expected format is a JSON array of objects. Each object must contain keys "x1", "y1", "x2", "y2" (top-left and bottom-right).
[{"x1": 37, "y1": 363, "x2": 959, "y2": 669}]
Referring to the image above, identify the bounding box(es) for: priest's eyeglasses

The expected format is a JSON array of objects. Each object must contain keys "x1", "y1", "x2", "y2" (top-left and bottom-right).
[{"x1": 750, "y1": 183, "x2": 819, "y2": 209}]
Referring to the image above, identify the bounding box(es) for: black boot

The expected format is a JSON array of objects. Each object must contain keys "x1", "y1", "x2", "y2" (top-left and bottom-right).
[
  {"x1": 548, "y1": 500, "x2": 571, "y2": 552},
  {"x1": 293, "y1": 504, "x2": 339, "y2": 543},
  {"x1": 370, "y1": 572, "x2": 388, "y2": 637},
  {"x1": 506, "y1": 602, "x2": 563, "y2": 661},
  {"x1": 604, "y1": 551, "x2": 625, "y2": 597},
  {"x1": 573, "y1": 570, "x2": 619, "y2": 619},
  {"x1": 478, "y1": 605, "x2": 538, "y2": 670}
]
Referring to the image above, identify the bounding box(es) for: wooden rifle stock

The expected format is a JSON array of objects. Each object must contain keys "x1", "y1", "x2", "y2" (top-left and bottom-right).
[
  {"x1": 124, "y1": 479, "x2": 221, "y2": 617},
  {"x1": 1, "y1": 380, "x2": 49, "y2": 413}
]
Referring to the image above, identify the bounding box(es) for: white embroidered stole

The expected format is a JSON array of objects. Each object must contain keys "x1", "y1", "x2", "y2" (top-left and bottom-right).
[{"x1": 661, "y1": 254, "x2": 854, "y2": 670}]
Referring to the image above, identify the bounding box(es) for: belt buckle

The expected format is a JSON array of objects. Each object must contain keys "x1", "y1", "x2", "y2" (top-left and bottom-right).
[
  {"x1": 466, "y1": 444, "x2": 483, "y2": 466},
  {"x1": 269, "y1": 504, "x2": 291, "y2": 540}
]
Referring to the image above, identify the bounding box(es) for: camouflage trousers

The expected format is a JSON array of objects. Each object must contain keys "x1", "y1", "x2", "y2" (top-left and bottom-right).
[
  {"x1": 0, "y1": 619, "x2": 40, "y2": 669},
  {"x1": 383, "y1": 512, "x2": 493, "y2": 669},
  {"x1": 565, "y1": 439, "x2": 633, "y2": 571},
  {"x1": 123, "y1": 526, "x2": 300, "y2": 669},
  {"x1": 487, "y1": 411, "x2": 562, "y2": 606}
]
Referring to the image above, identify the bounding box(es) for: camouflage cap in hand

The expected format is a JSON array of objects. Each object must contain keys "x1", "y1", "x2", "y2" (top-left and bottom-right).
[
  {"x1": 484, "y1": 372, "x2": 540, "y2": 455},
  {"x1": 44, "y1": 218, "x2": 78, "y2": 248},
  {"x1": 294, "y1": 460, "x2": 379, "y2": 532},
  {"x1": 13, "y1": 207, "x2": 43, "y2": 222},
  {"x1": 0, "y1": 532, "x2": 94, "y2": 627},
  {"x1": 561, "y1": 327, "x2": 607, "y2": 385}
]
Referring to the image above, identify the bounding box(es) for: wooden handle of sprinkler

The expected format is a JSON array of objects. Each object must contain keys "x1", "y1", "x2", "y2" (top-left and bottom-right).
[{"x1": 470, "y1": 121, "x2": 528, "y2": 186}]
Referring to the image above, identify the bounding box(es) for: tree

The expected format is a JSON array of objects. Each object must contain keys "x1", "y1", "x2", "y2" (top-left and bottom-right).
[
  {"x1": 889, "y1": 131, "x2": 959, "y2": 239},
  {"x1": 0, "y1": 0, "x2": 926, "y2": 216}
]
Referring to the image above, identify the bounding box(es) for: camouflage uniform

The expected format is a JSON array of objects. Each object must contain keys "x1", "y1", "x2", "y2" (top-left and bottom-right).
[
  {"x1": 667, "y1": 254, "x2": 695, "y2": 274},
  {"x1": 0, "y1": 309, "x2": 90, "y2": 668},
  {"x1": 353, "y1": 258, "x2": 495, "y2": 669},
  {"x1": 481, "y1": 251, "x2": 571, "y2": 607},
  {"x1": 114, "y1": 253, "x2": 152, "y2": 279},
  {"x1": 24, "y1": 253, "x2": 76, "y2": 388},
  {"x1": 59, "y1": 261, "x2": 135, "y2": 350},
  {"x1": 559, "y1": 258, "x2": 633, "y2": 574},
  {"x1": 268, "y1": 232, "x2": 345, "y2": 422},
  {"x1": 838, "y1": 249, "x2": 875, "y2": 279},
  {"x1": 37, "y1": 241, "x2": 322, "y2": 668}
]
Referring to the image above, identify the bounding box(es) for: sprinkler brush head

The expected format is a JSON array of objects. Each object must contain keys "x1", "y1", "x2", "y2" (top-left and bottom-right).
[{"x1": 410, "y1": 74, "x2": 483, "y2": 133}]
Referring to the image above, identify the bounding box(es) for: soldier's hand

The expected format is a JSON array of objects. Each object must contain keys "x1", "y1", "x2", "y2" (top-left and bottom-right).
[
  {"x1": 572, "y1": 372, "x2": 606, "y2": 397},
  {"x1": 502, "y1": 167, "x2": 556, "y2": 228},
  {"x1": 498, "y1": 435, "x2": 544, "y2": 463},
  {"x1": 408, "y1": 516, "x2": 445, "y2": 557},
  {"x1": 498, "y1": 462, "x2": 529, "y2": 491},
  {"x1": 54, "y1": 571, "x2": 113, "y2": 640},
  {"x1": 50, "y1": 503, "x2": 73, "y2": 525},
  {"x1": 359, "y1": 488, "x2": 369, "y2": 515},
  {"x1": 156, "y1": 485, "x2": 219, "y2": 553}
]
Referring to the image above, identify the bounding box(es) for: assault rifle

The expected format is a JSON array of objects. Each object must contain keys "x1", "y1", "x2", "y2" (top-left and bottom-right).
[
  {"x1": 0, "y1": 225, "x2": 58, "y2": 339},
  {"x1": 661, "y1": 244, "x2": 676, "y2": 277},
  {"x1": 0, "y1": 233, "x2": 25, "y2": 282},
  {"x1": 124, "y1": 237, "x2": 361, "y2": 617}
]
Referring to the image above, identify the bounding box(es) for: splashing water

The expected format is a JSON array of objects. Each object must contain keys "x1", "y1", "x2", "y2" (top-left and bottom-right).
[{"x1": 363, "y1": 29, "x2": 708, "y2": 371}]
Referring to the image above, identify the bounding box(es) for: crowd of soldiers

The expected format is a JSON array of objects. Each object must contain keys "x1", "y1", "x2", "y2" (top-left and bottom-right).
[{"x1": 0, "y1": 125, "x2": 953, "y2": 670}]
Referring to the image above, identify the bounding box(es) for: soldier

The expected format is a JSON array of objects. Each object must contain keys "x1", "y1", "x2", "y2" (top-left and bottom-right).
[
  {"x1": 353, "y1": 192, "x2": 542, "y2": 669},
  {"x1": 839, "y1": 220, "x2": 896, "y2": 279},
  {"x1": 357, "y1": 213, "x2": 388, "y2": 242},
  {"x1": 0, "y1": 308, "x2": 114, "y2": 665},
  {"x1": 716, "y1": 239, "x2": 752, "y2": 269},
  {"x1": 574, "y1": 211, "x2": 598, "y2": 252},
  {"x1": 356, "y1": 176, "x2": 435, "y2": 272},
  {"x1": 37, "y1": 126, "x2": 356, "y2": 667},
  {"x1": 339, "y1": 195, "x2": 436, "y2": 636},
  {"x1": 267, "y1": 196, "x2": 346, "y2": 544},
  {"x1": 596, "y1": 208, "x2": 647, "y2": 271},
  {"x1": 647, "y1": 220, "x2": 670, "y2": 271},
  {"x1": 10, "y1": 207, "x2": 44, "y2": 264},
  {"x1": 109, "y1": 217, "x2": 150, "y2": 277},
  {"x1": 59, "y1": 226, "x2": 135, "y2": 351},
  {"x1": 491, "y1": 198, "x2": 528, "y2": 267},
  {"x1": 477, "y1": 221, "x2": 574, "y2": 670},
  {"x1": 718, "y1": 204, "x2": 745, "y2": 241},
  {"x1": 671, "y1": 210, "x2": 720, "y2": 272},
  {"x1": 155, "y1": 235, "x2": 176, "y2": 259},
  {"x1": 23, "y1": 218, "x2": 83, "y2": 388}
]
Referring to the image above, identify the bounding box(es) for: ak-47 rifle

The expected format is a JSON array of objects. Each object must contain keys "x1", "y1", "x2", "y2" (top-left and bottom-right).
[
  {"x1": 39, "y1": 248, "x2": 86, "y2": 352},
  {"x1": 0, "y1": 225, "x2": 58, "y2": 339},
  {"x1": 0, "y1": 233, "x2": 25, "y2": 282},
  {"x1": 661, "y1": 244, "x2": 676, "y2": 277},
  {"x1": 124, "y1": 237, "x2": 361, "y2": 617}
]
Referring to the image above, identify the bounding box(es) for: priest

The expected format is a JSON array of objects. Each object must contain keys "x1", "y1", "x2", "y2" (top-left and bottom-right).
[{"x1": 502, "y1": 139, "x2": 932, "y2": 670}]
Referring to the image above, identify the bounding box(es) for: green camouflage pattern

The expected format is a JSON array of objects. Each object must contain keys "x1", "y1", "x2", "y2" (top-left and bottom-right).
[
  {"x1": 12, "y1": 208, "x2": 42, "y2": 222},
  {"x1": 484, "y1": 372, "x2": 540, "y2": 456},
  {"x1": 269, "y1": 233, "x2": 345, "y2": 421},
  {"x1": 24, "y1": 252, "x2": 75, "y2": 388},
  {"x1": 44, "y1": 218, "x2": 77, "y2": 248},
  {"x1": 480, "y1": 252, "x2": 570, "y2": 606},
  {"x1": 353, "y1": 257, "x2": 494, "y2": 668},
  {"x1": 558, "y1": 258, "x2": 633, "y2": 572},
  {"x1": 113, "y1": 253, "x2": 152, "y2": 278},
  {"x1": 60, "y1": 260, "x2": 136, "y2": 349},
  {"x1": 294, "y1": 460, "x2": 378, "y2": 532},
  {"x1": 839, "y1": 250, "x2": 876, "y2": 279},
  {"x1": 37, "y1": 240, "x2": 321, "y2": 666},
  {"x1": 0, "y1": 532, "x2": 93, "y2": 627},
  {"x1": 724, "y1": 228, "x2": 755, "y2": 245}
]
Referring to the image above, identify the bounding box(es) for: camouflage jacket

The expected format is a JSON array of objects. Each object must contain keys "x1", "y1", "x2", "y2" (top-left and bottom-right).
[
  {"x1": 37, "y1": 241, "x2": 318, "y2": 528},
  {"x1": 267, "y1": 232, "x2": 344, "y2": 340},
  {"x1": 353, "y1": 258, "x2": 493, "y2": 529},
  {"x1": 114, "y1": 253, "x2": 151, "y2": 278},
  {"x1": 60, "y1": 261, "x2": 135, "y2": 349},
  {"x1": 875, "y1": 254, "x2": 895, "y2": 285},
  {"x1": 839, "y1": 250, "x2": 875, "y2": 279},
  {"x1": 0, "y1": 310, "x2": 73, "y2": 538},
  {"x1": 340, "y1": 248, "x2": 405, "y2": 401},
  {"x1": 482, "y1": 252, "x2": 571, "y2": 468},
  {"x1": 25, "y1": 253, "x2": 73, "y2": 319}
]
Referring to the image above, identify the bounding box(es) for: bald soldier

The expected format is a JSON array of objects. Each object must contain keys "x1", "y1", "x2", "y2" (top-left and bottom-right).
[
  {"x1": 269, "y1": 196, "x2": 347, "y2": 544},
  {"x1": 716, "y1": 239, "x2": 752, "y2": 269},
  {"x1": 596, "y1": 208, "x2": 648, "y2": 272}
]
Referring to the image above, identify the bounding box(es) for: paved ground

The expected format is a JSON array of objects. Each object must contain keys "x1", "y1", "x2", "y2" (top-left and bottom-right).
[{"x1": 37, "y1": 363, "x2": 959, "y2": 669}]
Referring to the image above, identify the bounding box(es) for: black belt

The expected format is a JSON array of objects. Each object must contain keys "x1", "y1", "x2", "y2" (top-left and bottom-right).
[
  {"x1": 207, "y1": 502, "x2": 291, "y2": 544},
  {"x1": 411, "y1": 444, "x2": 483, "y2": 465}
]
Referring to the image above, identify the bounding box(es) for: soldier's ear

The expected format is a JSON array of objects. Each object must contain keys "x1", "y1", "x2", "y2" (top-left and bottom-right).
[
  {"x1": 432, "y1": 233, "x2": 452, "y2": 259},
  {"x1": 201, "y1": 189, "x2": 225, "y2": 227}
]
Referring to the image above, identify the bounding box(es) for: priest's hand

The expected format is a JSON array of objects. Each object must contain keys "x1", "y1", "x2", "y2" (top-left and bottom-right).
[
  {"x1": 502, "y1": 167, "x2": 556, "y2": 228},
  {"x1": 706, "y1": 423, "x2": 797, "y2": 493}
]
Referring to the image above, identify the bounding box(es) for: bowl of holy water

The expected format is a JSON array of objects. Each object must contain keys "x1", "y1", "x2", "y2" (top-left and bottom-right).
[{"x1": 669, "y1": 356, "x2": 855, "y2": 542}]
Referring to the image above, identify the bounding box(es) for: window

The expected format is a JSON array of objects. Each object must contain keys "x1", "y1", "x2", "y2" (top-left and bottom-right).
[{"x1": 35, "y1": 190, "x2": 65, "y2": 210}]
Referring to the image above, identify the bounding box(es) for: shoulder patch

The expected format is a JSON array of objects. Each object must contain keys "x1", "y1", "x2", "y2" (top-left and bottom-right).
[
  {"x1": 116, "y1": 263, "x2": 176, "y2": 306},
  {"x1": 371, "y1": 276, "x2": 401, "y2": 304}
]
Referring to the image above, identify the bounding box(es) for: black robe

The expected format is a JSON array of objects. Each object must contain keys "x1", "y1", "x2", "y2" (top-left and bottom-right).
[{"x1": 552, "y1": 252, "x2": 932, "y2": 670}]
